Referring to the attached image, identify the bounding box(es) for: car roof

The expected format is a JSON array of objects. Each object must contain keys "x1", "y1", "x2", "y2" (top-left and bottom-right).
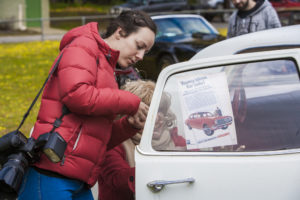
[
  {"x1": 151, "y1": 14, "x2": 205, "y2": 20},
  {"x1": 191, "y1": 25, "x2": 300, "y2": 60}
]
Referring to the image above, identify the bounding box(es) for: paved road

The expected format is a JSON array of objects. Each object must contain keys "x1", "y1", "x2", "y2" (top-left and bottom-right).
[
  {"x1": 0, "y1": 34, "x2": 64, "y2": 43},
  {"x1": 0, "y1": 27, "x2": 67, "y2": 43}
]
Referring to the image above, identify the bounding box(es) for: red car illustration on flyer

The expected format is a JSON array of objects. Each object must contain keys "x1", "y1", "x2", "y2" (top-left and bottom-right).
[{"x1": 185, "y1": 110, "x2": 233, "y2": 136}]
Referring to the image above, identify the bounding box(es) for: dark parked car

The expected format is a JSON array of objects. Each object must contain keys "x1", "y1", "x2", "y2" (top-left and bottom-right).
[
  {"x1": 185, "y1": 111, "x2": 233, "y2": 136},
  {"x1": 109, "y1": 0, "x2": 189, "y2": 15},
  {"x1": 135, "y1": 14, "x2": 225, "y2": 80}
]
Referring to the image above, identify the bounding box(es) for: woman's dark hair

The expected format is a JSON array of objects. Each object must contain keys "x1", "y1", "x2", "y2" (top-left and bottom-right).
[{"x1": 103, "y1": 10, "x2": 157, "y2": 38}]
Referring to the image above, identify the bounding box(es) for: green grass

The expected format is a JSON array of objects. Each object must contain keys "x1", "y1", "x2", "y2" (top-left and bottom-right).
[
  {"x1": 49, "y1": 2, "x2": 118, "y2": 31},
  {"x1": 50, "y1": 1, "x2": 125, "y2": 14},
  {"x1": 0, "y1": 41, "x2": 60, "y2": 137}
]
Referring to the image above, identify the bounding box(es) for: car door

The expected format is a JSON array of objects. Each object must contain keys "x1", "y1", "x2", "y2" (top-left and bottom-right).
[{"x1": 135, "y1": 49, "x2": 300, "y2": 200}]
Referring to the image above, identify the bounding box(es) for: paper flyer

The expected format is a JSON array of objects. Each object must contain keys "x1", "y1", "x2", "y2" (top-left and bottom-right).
[{"x1": 177, "y1": 72, "x2": 237, "y2": 150}]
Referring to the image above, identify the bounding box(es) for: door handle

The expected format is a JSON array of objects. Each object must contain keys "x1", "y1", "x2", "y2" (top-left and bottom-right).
[{"x1": 147, "y1": 177, "x2": 195, "y2": 192}]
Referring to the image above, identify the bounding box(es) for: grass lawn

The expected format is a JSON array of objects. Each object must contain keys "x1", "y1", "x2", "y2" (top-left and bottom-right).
[{"x1": 0, "y1": 41, "x2": 60, "y2": 137}]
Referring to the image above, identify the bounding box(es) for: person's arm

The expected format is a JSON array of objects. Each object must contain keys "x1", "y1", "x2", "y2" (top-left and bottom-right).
[
  {"x1": 226, "y1": 14, "x2": 235, "y2": 38},
  {"x1": 57, "y1": 48, "x2": 140, "y2": 116},
  {"x1": 107, "y1": 100, "x2": 148, "y2": 150},
  {"x1": 266, "y1": 7, "x2": 282, "y2": 28},
  {"x1": 107, "y1": 116, "x2": 140, "y2": 150},
  {"x1": 98, "y1": 146, "x2": 135, "y2": 192}
]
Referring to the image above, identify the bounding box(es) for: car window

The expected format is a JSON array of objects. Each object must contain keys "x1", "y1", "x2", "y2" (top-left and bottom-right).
[
  {"x1": 155, "y1": 17, "x2": 215, "y2": 38},
  {"x1": 151, "y1": 59, "x2": 300, "y2": 152}
]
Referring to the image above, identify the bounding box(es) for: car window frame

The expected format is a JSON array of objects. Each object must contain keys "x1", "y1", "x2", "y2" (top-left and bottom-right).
[{"x1": 137, "y1": 48, "x2": 300, "y2": 156}]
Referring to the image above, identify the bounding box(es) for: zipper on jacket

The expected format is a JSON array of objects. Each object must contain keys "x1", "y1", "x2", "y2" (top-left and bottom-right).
[
  {"x1": 59, "y1": 125, "x2": 82, "y2": 166},
  {"x1": 105, "y1": 50, "x2": 111, "y2": 61},
  {"x1": 73, "y1": 127, "x2": 82, "y2": 151}
]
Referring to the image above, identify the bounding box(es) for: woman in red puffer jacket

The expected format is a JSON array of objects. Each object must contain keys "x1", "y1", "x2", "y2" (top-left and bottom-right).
[{"x1": 18, "y1": 10, "x2": 156, "y2": 200}]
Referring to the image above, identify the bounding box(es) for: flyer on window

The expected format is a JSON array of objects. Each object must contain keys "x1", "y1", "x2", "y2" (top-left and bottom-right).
[{"x1": 177, "y1": 72, "x2": 237, "y2": 150}]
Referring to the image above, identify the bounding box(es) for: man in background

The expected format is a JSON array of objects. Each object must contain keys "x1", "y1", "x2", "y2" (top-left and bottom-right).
[{"x1": 227, "y1": 0, "x2": 281, "y2": 38}]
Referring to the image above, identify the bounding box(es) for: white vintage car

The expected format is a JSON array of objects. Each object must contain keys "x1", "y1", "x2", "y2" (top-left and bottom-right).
[{"x1": 135, "y1": 25, "x2": 300, "y2": 200}]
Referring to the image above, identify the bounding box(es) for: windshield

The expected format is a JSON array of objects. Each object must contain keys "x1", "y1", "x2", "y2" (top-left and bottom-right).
[{"x1": 155, "y1": 17, "x2": 216, "y2": 38}]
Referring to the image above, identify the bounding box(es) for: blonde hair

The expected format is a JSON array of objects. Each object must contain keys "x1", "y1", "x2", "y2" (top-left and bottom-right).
[{"x1": 121, "y1": 79, "x2": 155, "y2": 106}]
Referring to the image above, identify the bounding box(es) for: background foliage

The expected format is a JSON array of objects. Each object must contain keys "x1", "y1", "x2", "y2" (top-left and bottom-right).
[
  {"x1": 49, "y1": 1, "x2": 119, "y2": 30},
  {"x1": 50, "y1": 0, "x2": 125, "y2": 5},
  {"x1": 0, "y1": 41, "x2": 60, "y2": 137},
  {"x1": 50, "y1": 0, "x2": 125, "y2": 13}
]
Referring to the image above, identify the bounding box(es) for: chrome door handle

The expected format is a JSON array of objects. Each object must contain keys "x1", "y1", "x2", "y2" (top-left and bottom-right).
[{"x1": 147, "y1": 177, "x2": 195, "y2": 192}]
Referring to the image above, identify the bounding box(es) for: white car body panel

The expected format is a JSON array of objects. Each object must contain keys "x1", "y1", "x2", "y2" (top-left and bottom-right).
[
  {"x1": 135, "y1": 25, "x2": 300, "y2": 200},
  {"x1": 136, "y1": 152, "x2": 300, "y2": 200}
]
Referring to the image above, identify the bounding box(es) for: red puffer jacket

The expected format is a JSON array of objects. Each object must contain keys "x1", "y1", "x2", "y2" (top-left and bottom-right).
[{"x1": 32, "y1": 22, "x2": 141, "y2": 186}]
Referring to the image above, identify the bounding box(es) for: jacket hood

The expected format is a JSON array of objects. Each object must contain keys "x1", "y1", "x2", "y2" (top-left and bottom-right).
[
  {"x1": 232, "y1": 0, "x2": 271, "y2": 18},
  {"x1": 59, "y1": 22, "x2": 101, "y2": 51},
  {"x1": 59, "y1": 22, "x2": 120, "y2": 67},
  {"x1": 248, "y1": 0, "x2": 270, "y2": 17}
]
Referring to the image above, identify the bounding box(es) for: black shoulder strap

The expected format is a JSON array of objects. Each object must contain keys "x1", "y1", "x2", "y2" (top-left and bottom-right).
[{"x1": 16, "y1": 53, "x2": 64, "y2": 132}]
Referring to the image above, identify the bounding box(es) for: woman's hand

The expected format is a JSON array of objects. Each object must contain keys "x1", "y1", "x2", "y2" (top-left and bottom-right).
[{"x1": 127, "y1": 102, "x2": 149, "y2": 129}]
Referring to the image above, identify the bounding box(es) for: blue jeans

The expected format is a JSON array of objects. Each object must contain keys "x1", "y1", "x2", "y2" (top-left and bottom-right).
[{"x1": 18, "y1": 167, "x2": 94, "y2": 200}]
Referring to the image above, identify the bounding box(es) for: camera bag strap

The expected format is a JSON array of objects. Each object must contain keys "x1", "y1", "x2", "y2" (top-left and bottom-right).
[
  {"x1": 50, "y1": 105, "x2": 69, "y2": 133},
  {"x1": 16, "y1": 53, "x2": 64, "y2": 132}
]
